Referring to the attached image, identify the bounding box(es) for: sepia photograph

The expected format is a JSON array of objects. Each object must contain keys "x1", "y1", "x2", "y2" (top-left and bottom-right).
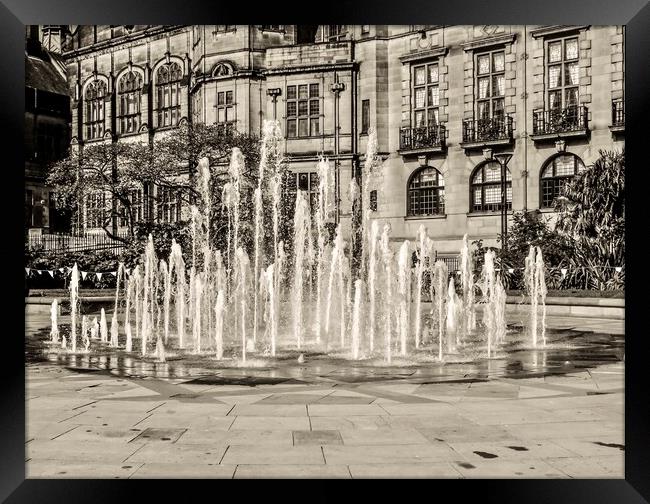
[{"x1": 22, "y1": 22, "x2": 628, "y2": 481}]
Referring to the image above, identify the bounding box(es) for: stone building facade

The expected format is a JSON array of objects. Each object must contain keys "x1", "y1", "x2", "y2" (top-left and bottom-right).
[{"x1": 59, "y1": 25, "x2": 624, "y2": 254}]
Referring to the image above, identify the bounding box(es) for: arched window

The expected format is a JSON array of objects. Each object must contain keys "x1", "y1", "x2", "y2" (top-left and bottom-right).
[
  {"x1": 540, "y1": 153, "x2": 585, "y2": 208},
  {"x1": 117, "y1": 71, "x2": 143, "y2": 134},
  {"x1": 470, "y1": 161, "x2": 512, "y2": 213},
  {"x1": 407, "y1": 167, "x2": 445, "y2": 217},
  {"x1": 84, "y1": 79, "x2": 107, "y2": 140},
  {"x1": 155, "y1": 62, "x2": 183, "y2": 128}
]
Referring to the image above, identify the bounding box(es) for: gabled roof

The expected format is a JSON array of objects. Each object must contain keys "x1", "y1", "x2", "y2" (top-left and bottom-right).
[{"x1": 25, "y1": 51, "x2": 68, "y2": 96}]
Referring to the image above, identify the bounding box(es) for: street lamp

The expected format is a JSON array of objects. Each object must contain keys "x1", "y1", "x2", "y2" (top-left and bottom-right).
[{"x1": 484, "y1": 149, "x2": 513, "y2": 252}]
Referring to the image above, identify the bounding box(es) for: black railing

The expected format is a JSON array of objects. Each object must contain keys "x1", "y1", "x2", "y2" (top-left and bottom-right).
[
  {"x1": 26, "y1": 230, "x2": 128, "y2": 255},
  {"x1": 532, "y1": 105, "x2": 588, "y2": 136},
  {"x1": 399, "y1": 125, "x2": 446, "y2": 151},
  {"x1": 612, "y1": 99, "x2": 625, "y2": 127},
  {"x1": 462, "y1": 115, "x2": 513, "y2": 144}
]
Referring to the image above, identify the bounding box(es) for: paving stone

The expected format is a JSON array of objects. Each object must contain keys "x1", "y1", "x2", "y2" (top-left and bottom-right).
[
  {"x1": 453, "y1": 458, "x2": 568, "y2": 478},
  {"x1": 322, "y1": 443, "x2": 458, "y2": 465},
  {"x1": 446, "y1": 439, "x2": 576, "y2": 461},
  {"x1": 229, "y1": 416, "x2": 310, "y2": 430},
  {"x1": 307, "y1": 404, "x2": 387, "y2": 417},
  {"x1": 256, "y1": 394, "x2": 325, "y2": 405},
  {"x1": 309, "y1": 416, "x2": 390, "y2": 430},
  {"x1": 338, "y1": 428, "x2": 430, "y2": 446},
  {"x1": 505, "y1": 421, "x2": 622, "y2": 440},
  {"x1": 417, "y1": 424, "x2": 514, "y2": 443},
  {"x1": 349, "y1": 462, "x2": 462, "y2": 478},
  {"x1": 130, "y1": 427, "x2": 186, "y2": 443},
  {"x1": 27, "y1": 439, "x2": 144, "y2": 463},
  {"x1": 27, "y1": 462, "x2": 143, "y2": 479},
  {"x1": 548, "y1": 436, "x2": 626, "y2": 456},
  {"x1": 130, "y1": 463, "x2": 236, "y2": 478},
  {"x1": 221, "y1": 445, "x2": 325, "y2": 465},
  {"x1": 125, "y1": 443, "x2": 228, "y2": 464},
  {"x1": 293, "y1": 430, "x2": 343, "y2": 446},
  {"x1": 234, "y1": 464, "x2": 350, "y2": 478},
  {"x1": 228, "y1": 404, "x2": 308, "y2": 417},
  {"x1": 545, "y1": 456, "x2": 624, "y2": 478}
]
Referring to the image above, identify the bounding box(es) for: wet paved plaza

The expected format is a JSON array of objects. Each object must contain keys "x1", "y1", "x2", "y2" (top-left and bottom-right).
[{"x1": 25, "y1": 311, "x2": 624, "y2": 479}]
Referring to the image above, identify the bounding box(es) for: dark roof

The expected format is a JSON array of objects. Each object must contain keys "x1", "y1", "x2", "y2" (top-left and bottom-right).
[{"x1": 25, "y1": 52, "x2": 68, "y2": 96}]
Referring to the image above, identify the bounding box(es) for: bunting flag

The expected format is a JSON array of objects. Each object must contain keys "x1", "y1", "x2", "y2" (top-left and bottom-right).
[
  {"x1": 615, "y1": 267, "x2": 622, "y2": 273},
  {"x1": 110, "y1": 271, "x2": 117, "y2": 277},
  {"x1": 81, "y1": 271, "x2": 88, "y2": 280},
  {"x1": 58, "y1": 268, "x2": 65, "y2": 274},
  {"x1": 561, "y1": 268, "x2": 568, "y2": 278},
  {"x1": 96, "y1": 272, "x2": 103, "y2": 281},
  {"x1": 507, "y1": 268, "x2": 514, "y2": 274},
  {"x1": 25, "y1": 268, "x2": 30, "y2": 275},
  {"x1": 48, "y1": 270, "x2": 54, "y2": 278}
]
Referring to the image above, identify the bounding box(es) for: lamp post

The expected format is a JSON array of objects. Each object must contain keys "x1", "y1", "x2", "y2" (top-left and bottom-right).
[
  {"x1": 266, "y1": 88, "x2": 282, "y2": 121},
  {"x1": 484, "y1": 148, "x2": 513, "y2": 252},
  {"x1": 331, "y1": 80, "x2": 346, "y2": 225}
]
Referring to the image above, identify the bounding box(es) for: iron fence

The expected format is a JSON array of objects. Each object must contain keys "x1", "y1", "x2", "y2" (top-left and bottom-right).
[{"x1": 26, "y1": 230, "x2": 128, "y2": 255}]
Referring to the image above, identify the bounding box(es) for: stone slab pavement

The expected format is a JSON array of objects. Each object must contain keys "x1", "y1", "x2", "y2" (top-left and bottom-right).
[{"x1": 25, "y1": 312, "x2": 624, "y2": 479}]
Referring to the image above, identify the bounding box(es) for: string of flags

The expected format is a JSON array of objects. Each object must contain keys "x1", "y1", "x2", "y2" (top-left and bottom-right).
[
  {"x1": 24, "y1": 265, "x2": 130, "y2": 281},
  {"x1": 24, "y1": 264, "x2": 624, "y2": 280}
]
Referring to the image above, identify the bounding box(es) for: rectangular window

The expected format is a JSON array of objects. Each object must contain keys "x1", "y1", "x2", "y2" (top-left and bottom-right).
[
  {"x1": 545, "y1": 36, "x2": 579, "y2": 110},
  {"x1": 411, "y1": 62, "x2": 439, "y2": 129},
  {"x1": 156, "y1": 186, "x2": 181, "y2": 224},
  {"x1": 361, "y1": 99, "x2": 370, "y2": 134},
  {"x1": 286, "y1": 83, "x2": 320, "y2": 138},
  {"x1": 361, "y1": 25, "x2": 370, "y2": 34},
  {"x1": 216, "y1": 89, "x2": 235, "y2": 132},
  {"x1": 474, "y1": 49, "x2": 506, "y2": 120},
  {"x1": 369, "y1": 190, "x2": 377, "y2": 211},
  {"x1": 288, "y1": 172, "x2": 319, "y2": 211}
]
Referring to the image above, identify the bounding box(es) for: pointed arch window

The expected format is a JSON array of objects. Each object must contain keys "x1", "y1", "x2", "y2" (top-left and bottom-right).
[
  {"x1": 471, "y1": 161, "x2": 512, "y2": 213},
  {"x1": 155, "y1": 62, "x2": 183, "y2": 128},
  {"x1": 407, "y1": 166, "x2": 445, "y2": 216},
  {"x1": 540, "y1": 153, "x2": 585, "y2": 208},
  {"x1": 84, "y1": 79, "x2": 107, "y2": 140},
  {"x1": 117, "y1": 71, "x2": 143, "y2": 134}
]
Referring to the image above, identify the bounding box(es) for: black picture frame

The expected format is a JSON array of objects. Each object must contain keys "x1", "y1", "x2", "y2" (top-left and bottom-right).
[{"x1": 4, "y1": 0, "x2": 649, "y2": 501}]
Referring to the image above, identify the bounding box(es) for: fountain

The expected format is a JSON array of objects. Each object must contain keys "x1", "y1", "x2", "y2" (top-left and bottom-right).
[
  {"x1": 525, "y1": 246, "x2": 548, "y2": 347},
  {"x1": 53, "y1": 120, "x2": 518, "y2": 370},
  {"x1": 49, "y1": 299, "x2": 59, "y2": 343}
]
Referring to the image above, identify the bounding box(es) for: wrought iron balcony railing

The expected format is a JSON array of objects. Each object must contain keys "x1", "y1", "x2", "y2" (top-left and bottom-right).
[
  {"x1": 612, "y1": 99, "x2": 625, "y2": 127},
  {"x1": 399, "y1": 125, "x2": 446, "y2": 151},
  {"x1": 462, "y1": 115, "x2": 513, "y2": 144},
  {"x1": 532, "y1": 105, "x2": 588, "y2": 136}
]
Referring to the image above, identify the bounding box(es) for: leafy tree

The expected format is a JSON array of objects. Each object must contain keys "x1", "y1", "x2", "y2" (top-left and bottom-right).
[{"x1": 554, "y1": 149, "x2": 625, "y2": 289}]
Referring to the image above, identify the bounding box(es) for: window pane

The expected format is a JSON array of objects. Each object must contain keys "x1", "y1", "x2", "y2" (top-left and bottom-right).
[
  {"x1": 493, "y1": 98, "x2": 504, "y2": 116},
  {"x1": 414, "y1": 110, "x2": 425, "y2": 127},
  {"x1": 427, "y1": 108, "x2": 438, "y2": 126},
  {"x1": 415, "y1": 88, "x2": 426, "y2": 108},
  {"x1": 310, "y1": 118, "x2": 319, "y2": 135},
  {"x1": 477, "y1": 101, "x2": 489, "y2": 120},
  {"x1": 309, "y1": 83, "x2": 319, "y2": 98},
  {"x1": 565, "y1": 62, "x2": 579, "y2": 86},
  {"x1": 287, "y1": 119, "x2": 296, "y2": 137},
  {"x1": 218, "y1": 108, "x2": 225, "y2": 122},
  {"x1": 428, "y1": 86, "x2": 439, "y2": 107},
  {"x1": 217, "y1": 92, "x2": 224, "y2": 105},
  {"x1": 298, "y1": 100, "x2": 308, "y2": 116},
  {"x1": 298, "y1": 118, "x2": 308, "y2": 136},
  {"x1": 287, "y1": 102, "x2": 297, "y2": 116},
  {"x1": 565, "y1": 87, "x2": 578, "y2": 107},
  {"x1": 428, "y1": 64, "x2": 439, "y2": 83},
  {"x1": 287, "y1": 86, "x2": 296, "y2": 99},
  {"x1": 414, "y1": 66, "x2": 426, "y2": 85},
  {"x1": 541, "y1": 164, "x2": 554, "y2": 178},
  {"x1": 549, "y1": 90, "x2": 562, "y2": 110},
  {"x1": 298, "y1": 173, "x2": 309, "y2": 190},
  {"x1": 298, "y1": 85, "x2": 308, "y2": 99},
  {"x1": 492, "y1": 52, "x2": 505, "y2": 72},
  {"x1": 484, "y1": 163, "x2": 501, "y2": 182},
  {"x1": 477, "y1": 54, "x2": 490, "y2": 75},
  {"x1": 484, "y1": 185, "x2": 500, "y2": 204},
  {"x1": 549, "y1": 41, "x2": 562, "y2": 63},
  {"x1": 473, "y1": 169, "x2": 483, "y2": 184},
  {"x1": 473, "y1": 187, "x2": 482, "y2": 207},
  {"x1": 478, "y1": 77, "x2": 490, "y2": 99},
  {"x1": 555, "y1": 155, "x2": 576, "y2": 176},
  {"x1": 492, "y1": 75, "x2": 505, "y2": 96},
  {"x1": 309, "y1": 99, "x2": 319, "y2": 115},
  {"x1": 548, "y1": 65, "x2": 561, "y2": 88},
  {"x1": 226, "y1": 91, "x2": 233, "y2": 104},
  {"x1": 565, "y1": 38, "x2": 578, "y2": 60}
]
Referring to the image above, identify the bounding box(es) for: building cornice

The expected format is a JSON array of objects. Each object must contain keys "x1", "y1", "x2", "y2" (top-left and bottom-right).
[
  {"x1": 529, "y1": 25, "x2": 590, "y2": 39},
  {"x1": 264, "y1": 61, "x2": 357, "y2": 76},
  {"x1": 399, "y1": 46, "x2": 448, "y2": 64},
  {"x1": 460, "y1": 34, "x2": 517, "y2": 52},
  {"x1": 62, "y1": 25, "x2": 188, "y2": 61}
]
